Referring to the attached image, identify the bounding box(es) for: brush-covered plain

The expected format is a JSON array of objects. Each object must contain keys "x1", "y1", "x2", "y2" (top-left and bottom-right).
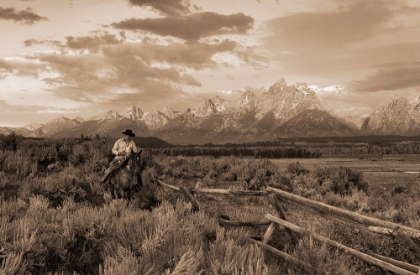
[{"x1": 0, "y1": 134, "x2": 420, "y2": 274}]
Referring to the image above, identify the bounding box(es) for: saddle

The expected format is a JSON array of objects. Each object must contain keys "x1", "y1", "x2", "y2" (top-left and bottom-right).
[{"x1": 101, "y1": 157, "x2": 128, "y2": 183}]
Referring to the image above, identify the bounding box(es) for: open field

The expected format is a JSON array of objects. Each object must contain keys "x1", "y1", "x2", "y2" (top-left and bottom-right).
[
  {"x1": 1, "y1": 135, "x2": 420, "y2": 274},
  {"x1": 271, "y1": 155, "x2": 420, "y2": 190}
]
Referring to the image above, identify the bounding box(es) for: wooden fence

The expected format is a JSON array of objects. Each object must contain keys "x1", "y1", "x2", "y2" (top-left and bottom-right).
[{"x1": 155, "y1": 178, "x2": 420, "y2": 275}]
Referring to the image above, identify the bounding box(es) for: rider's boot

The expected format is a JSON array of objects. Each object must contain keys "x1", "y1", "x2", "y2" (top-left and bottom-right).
[{"x1": 101, "y1": 167, "x2": 113, "y2": 183}]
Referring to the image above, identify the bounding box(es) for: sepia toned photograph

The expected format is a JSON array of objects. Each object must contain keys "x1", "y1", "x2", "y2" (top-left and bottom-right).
[{"x1": 1, "y1": 0, "x2": 420, "y2": 274}]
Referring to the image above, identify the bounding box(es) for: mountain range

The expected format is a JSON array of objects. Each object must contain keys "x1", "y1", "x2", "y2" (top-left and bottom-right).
[{"x1": 2, "y1": 77, "x2": 420, "y2": 144}]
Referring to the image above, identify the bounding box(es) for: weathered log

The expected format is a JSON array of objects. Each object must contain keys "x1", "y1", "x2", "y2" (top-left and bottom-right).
[
  {"x1": 219, "y1": 214, "x2": 231, "y2": 220},
  {"x1": 179, "y1": 186, "x2": 201, "y2": 212},
  {"x1": 267, "y1": 187, "x2": 420, "y2": 240},
  {"x1": 218, "y1": 219, "x2": 270, "y2": 227},
  {"x1": 265, "y1": 214, "x2": 417, "y2": 275},
  {"x1": 250, "y1": 235, "x2": 263, "y2": 241},
  {"x1": 278, "y1": 195, "x2": 392, "y2": 238},
  {"x1": 270, "y1": 194, "x2": 300, "y2": 244},
  {"x1": 262, "y1": 222, "x2": 276, "y2": 245},
  {"x1": 251, "y1": 239, "x2": 313, "y2": 270},
  {"x1": 157, "y1": 179, "x2": 269, "y2": 196},
  {"x1": 369, "y1": 252, "x2": 419, "y2": 274},
  {"x1": 368, "y1": 226, "x2": 393, "y2": 235},
  {"x1": 191, "y1": 188, "x2": 268, "y2": 196},
  {"x1": 156, "y1": 179, "x2": 180, "y2": 191},
  {"x1": 392, "y1": 227, "x2": 420, "y2": 261}
]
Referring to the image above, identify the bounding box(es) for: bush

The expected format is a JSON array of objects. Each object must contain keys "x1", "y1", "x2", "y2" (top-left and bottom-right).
[
  {"x1": 287, "y1": 161, "x2": 309, "y2": 176},
  {"x1": 313, "y1": 166, "x2": 369, "y2": 196}
]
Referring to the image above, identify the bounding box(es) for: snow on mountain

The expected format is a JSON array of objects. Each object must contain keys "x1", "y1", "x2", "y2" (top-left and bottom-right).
[
  {"x1": 143, "y1": 111, "x2": 171, "y2": 130},
  {"x1": 161, "y1": 106, "x2": 179, "y2": 119},
  {"x1": 39, "y1": 116, "x2": 82, "y2": 136},
  {"x1": 192, "y1": 97, "x2": 230, "y2": 117},
  {"x1": 362, "y1": 95, "x2": 420, "y2": 135},
  {"x1": 121, "y1": 105, "x2": 143, "y2": 120},
  {"x1": 74, "y1": 117, "x2": 85, "y2": 123},
  {"x1": 256, "y1": 78, "x2": 323, "y2": 122},
  {"x1": 23, "y1": 122, "x2": 43, "y2": 131},
  {"x1": 235, "y1": 90, "x2": 257, "y2": 110},
  {"x1": 91, "y1": 109, "x2": 121, "y2": 121},
  {"x1": 212, "y1": 96, "x2": 228, "y2": 112},
  {"x1": 10, "y1": 77, "x2": 420, "y2": 143}
]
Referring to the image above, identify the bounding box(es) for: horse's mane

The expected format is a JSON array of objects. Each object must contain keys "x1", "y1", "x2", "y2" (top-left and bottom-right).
[{"x1": 119, "y1": 149, "x2": 142, "y2": 168}]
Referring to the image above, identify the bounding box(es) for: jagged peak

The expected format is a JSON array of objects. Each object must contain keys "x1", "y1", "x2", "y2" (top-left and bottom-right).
[
  {"x1": 160, "y1": 106, "x2": 179, "y2": 119},
  {"x1": 180, "y1": 107, "x2": 192, "y2": 115},
  {"x1": 123, "y1": 104, "x2": 143, "y2": 113},
  {"x1": 50, "y1": 116, "x2": 70, "y2": 122},
  {"x1": 241, "y1": 90, "x2": 255, "y2": 98},
  {"x1": 108, "y1": 109, "x2": 118, "y2": 113},
  {"x1": 161, "y1": 106, "x2": 171, "y2": 112},
  {"x1": 296, "y1": 82, "x2": 308, "y2": 88},
  {"x1": 201, "y1": 97, "x2": 216, "y2": 107},
  {"x1": 24, "y1": 122, "x2": 43, "y2": 130},
  {"x1": 213, "y1": 95, "x2": 226, "y2": 103},
  {"x1": 275, "y1": 77, "x2": 287, "y2": 86},
  {"x1": 74, "y1": 116, "x2": 84, "y2": 123},
  {"x1": 121, "y1": 104, "x2": 143, "y2": 120},
  {"x1": 90, "y1": 109, "x2": 121, "y2": 120}
]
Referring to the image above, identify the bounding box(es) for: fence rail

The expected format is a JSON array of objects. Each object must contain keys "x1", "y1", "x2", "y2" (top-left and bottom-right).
[{"x1": 155, "y1": 178, "x2": 420, "y2": 275}]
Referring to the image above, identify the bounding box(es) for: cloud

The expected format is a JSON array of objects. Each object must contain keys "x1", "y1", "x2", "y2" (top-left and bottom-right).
[
  {"x1": 0, "y1": 7, "x2": 48, "y2": 24},
  {"x1": 103, "y1": 39, "x2": 238, "y2": 69},
  {"x1": 112, "y1": 12, "x2": 254, "y2": 40},
  {"x1": 127, "y1": 0, "x2": 192, "y2": 16},
  {"x1": 0, "y1": 100, "x2": 7, "y2": 107},
  {"x1": 1, "y1": 31, "x2": 259, "y2": 113},
  {"x1": 0, "y1": 56, "x2": 44, "y2": 79},
  {"x1": 29, "y1": 46, "x2": 193, "y2": 105},
  {"x1": 352, "y1": 61, "x2": 420, "y2": 92},
  {"x1": 260, "y1": 0, "x2": 420, "y2": 81},
  {"x1": 0, "y1": 59, "x2": 14, "y2": 72},
  {"x1": 65, "y1": 32, "x2": 124, "y2": 52},
  {"x1": 353, "y1": 42, "x2": 420, "y2": 69},
  {"x1": 24, "y1": 38, "x2": 62, "y2": 47},
  {"x1": 181, "y1": 73, "x2": 201, "y2": 86},
  {"x1": 265, "y1": 0, "x2": 411, "y2": 52}
]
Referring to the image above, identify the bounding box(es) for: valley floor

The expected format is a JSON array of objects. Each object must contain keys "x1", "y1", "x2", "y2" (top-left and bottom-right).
[{"x1": 271, "y1": 154, "x2": 420, "y2": 190}]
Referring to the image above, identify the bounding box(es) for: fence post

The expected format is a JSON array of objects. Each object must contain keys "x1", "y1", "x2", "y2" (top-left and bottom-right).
[
  {"x1": 263, "y1": 222, "x2": 276, "y2": 245},
  {"x1": 270, "y1": 193, "x2": 300, "y2": 245},
  {"x1": 392, "y1": 227, "x2": 420, "y2": 262},
  {"x1": 180, "y1": 186, "x2": 201, "y2": 212}
]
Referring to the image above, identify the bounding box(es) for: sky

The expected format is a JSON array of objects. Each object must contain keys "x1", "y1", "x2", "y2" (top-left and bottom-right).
[{"x1": 1, "y1": 0, "x2": 420, "y2": 127}]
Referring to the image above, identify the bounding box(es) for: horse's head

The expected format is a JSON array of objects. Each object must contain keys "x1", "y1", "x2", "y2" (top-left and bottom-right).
[
  {"x1": 126, "y1": 149, "x2": 143, "y2": 185},
  {"x1": 126, "y1": 149, "x2": 143, "y2": 174}
]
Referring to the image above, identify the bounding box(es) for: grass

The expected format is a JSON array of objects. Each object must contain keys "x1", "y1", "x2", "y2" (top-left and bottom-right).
[
  {"x1": 1, "y1": 136, "x2": 420, "y2": 274},
  {"x1": 271, "y1": 155, "x2": 420, "y2": 190}
]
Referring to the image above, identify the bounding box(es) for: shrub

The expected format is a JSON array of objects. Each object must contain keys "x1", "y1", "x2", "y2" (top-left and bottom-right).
[
  {"x1": 287, "y1": 161, "x2": 309, "y2": 176},
  {"x1": 313, "y1": 166, "x2": 369, "y2": 196}
]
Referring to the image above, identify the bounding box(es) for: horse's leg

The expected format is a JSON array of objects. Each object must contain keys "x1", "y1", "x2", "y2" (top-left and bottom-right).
[
  {"x1": 109, "y1": 177, "x2": 116, "y2": 199},
  {"x1": 115, "y1": 172, "x2": 128, "y2": 199}
]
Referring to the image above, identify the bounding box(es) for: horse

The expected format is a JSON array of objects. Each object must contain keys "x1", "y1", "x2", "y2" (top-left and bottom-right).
[{"x1": 103, "y1": 149, "x2": 144, "y2": 199}]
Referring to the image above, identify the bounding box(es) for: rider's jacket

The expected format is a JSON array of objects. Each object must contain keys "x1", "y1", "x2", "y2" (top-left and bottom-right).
[{"x1": 111, "y1": 138, "x2": 138, "y2": 159}]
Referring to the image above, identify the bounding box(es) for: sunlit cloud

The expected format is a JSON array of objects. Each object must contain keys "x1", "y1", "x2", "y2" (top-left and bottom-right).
[
  {"x1": 127, "y1": 0, "x2": 193, "y2": 16},
  {"x1": 352, "y1": 61, "x2": 420, "y2": 92},
  {"x1": 0, "y1": 7, "x2": 48, "y2": 24},
  {"x1": 112, "y1": 12, "x2": 254, "y2": 41}
]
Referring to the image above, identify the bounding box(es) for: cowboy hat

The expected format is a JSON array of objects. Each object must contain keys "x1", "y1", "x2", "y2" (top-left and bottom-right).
[{"x1": 122, "y1": 129, "x2": 135, "y2": 137}]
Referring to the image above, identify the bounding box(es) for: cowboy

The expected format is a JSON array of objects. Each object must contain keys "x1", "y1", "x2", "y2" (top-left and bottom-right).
[{"x1": 101, "y1": 129, "x2": 139, "y2": 183}]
